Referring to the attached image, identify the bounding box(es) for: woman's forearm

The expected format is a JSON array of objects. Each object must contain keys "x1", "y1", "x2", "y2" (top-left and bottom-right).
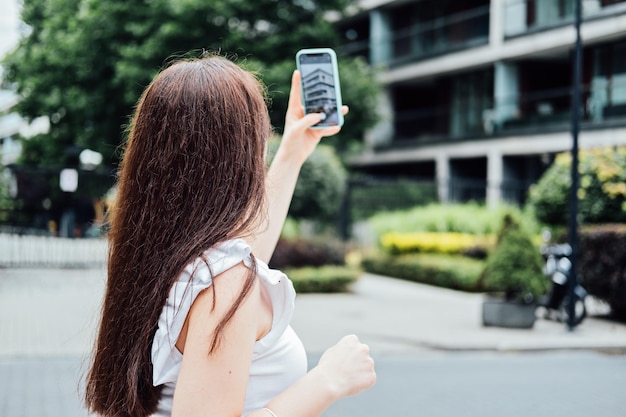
[
  {"x1": 245, "y1": 366, "x2": 339, "y2": 417},
  {"x1": 249, "y1": 148, "x2": 303, "y2": 263}
]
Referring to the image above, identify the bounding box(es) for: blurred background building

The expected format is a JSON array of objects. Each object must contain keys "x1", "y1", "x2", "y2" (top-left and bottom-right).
[{"x1": 336, "y1": 0, "x2": 626, "y2": 206}]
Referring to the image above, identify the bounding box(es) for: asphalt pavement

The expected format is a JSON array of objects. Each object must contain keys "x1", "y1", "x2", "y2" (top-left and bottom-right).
[{"x1": 1, "y1": 267, "x2": 625, "y2": 417}]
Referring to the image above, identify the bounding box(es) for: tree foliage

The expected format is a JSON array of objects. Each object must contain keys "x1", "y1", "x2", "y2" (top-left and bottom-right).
[
  {"x1": 527, "y1": 147, "x2": 626, "y2": 225},
  {"x1": 267, "y1": 139, "x2": 346, "y2": 223},
  {"x1": 2, "y1": 0, "x2": 380, "y2": 167},
  {"x1": 290, "y1": 144, "x2": 347, "y2": 223}
]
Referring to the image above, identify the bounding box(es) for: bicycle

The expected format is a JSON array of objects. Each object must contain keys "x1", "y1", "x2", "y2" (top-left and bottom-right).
[{"x1": 539, "y1": 240, "x2": 588, "y2": 327}]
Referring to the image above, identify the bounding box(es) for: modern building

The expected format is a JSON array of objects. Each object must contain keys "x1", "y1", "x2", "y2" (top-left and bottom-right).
[
  {"x1": 302, "y1": 67, "x2": 339, "y2": 115},
  {"x1": 336, "y1": 0, "x2": 626, "y2": 206}
]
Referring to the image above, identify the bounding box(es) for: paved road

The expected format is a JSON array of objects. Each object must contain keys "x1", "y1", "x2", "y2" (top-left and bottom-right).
[
  {"x1": 1, "y1": 267, "x2": 625, "y2": 417},
  {"x1": 323, "y1": 351, "x2": 626, "y2": 417},
  {"x1": 2, "y1": 352, "x2": 625, "y2": 417},
  {"x1": 0, "y1": 356, "x2": 88, "y2": 417}
]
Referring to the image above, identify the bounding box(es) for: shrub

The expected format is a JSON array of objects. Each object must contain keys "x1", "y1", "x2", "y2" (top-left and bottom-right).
[
  {"x1": 269, "y1": 235, "x2": 358, "y2": 293},
  {"x1": 269, "y1": 237, "x2": 346, "y2": 269},
  {"x1": 528, "y1": 147, "x2": 626, "y2": 225},
  {"x1": 286, "y1": 265, "x2": 360, "y2": 293},
  {"x1": 361, "y1": 253, "x2": 486, "y2": 292},
  {"x1": 479, "y1": 214, "x2": 549, "y2": 302},
  {"x1": 578, "y1": 224, "x2": 626, "y2": 320},
  {"x1": 367, "y1": 202, "x2": 540, "y2": 238},
  {"x1": 380, "y1": 231, "x2": 495, "y2": 256}
]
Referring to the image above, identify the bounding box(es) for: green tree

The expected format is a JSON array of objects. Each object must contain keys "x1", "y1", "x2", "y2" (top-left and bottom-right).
[
  {"x1": 290, "y1": 144, "x2": 347, "y2": 224},
  {"x1": 267, "y1": 139, "x2": 346, "y2": 224},
  {"x1": 2, "y1": 0, "x2": 379, "y2": 166},
  {"x1": 528, "y1": 147, "x2": 626, "y2": 225}
]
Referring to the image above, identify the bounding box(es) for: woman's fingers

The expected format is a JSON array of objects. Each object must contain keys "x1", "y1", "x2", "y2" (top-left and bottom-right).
[{"x1": 286, "y1": 70, "x2": 304, "y2": 119}]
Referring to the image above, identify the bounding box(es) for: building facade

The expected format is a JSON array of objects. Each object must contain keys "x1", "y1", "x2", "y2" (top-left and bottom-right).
[
  {"x1": 337, "y1": 0, "x2": 626, "y2": 206},
  {"x1": 302, "y1": 68, "x2": 339, "y2": 114}
]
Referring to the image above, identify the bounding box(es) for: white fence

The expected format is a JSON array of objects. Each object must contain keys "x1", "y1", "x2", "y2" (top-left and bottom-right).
[{"x1": 0, "y1": 234, "x2": 108, "y2": 268}]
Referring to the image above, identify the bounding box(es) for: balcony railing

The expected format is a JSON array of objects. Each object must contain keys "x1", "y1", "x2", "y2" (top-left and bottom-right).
[
  {"x1": 388, "y1": 79, "x2": 626, "y2": 145},
  {"x1": 390, "y1": 5, "x2": 490, "y2": 66},
  {"x1": 338, "y1": 5, "x2": 490, "y2": 67},
  {"x1": 504, "y1": 0, "x2": 626, "y2": 37}
]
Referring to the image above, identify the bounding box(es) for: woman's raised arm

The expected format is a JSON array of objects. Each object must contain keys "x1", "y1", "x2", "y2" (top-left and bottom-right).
[{"x1": 248, "y1": 70, "x2": 348, "y2": 263}]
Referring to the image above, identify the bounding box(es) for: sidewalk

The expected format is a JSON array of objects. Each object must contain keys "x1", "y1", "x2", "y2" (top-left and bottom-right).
[
  {"x1": 1, "y1": 268, "x2": 626, "y2": 358},
  {"x1": 292, "y1": 273, "x2": 626, "y2": 355}
]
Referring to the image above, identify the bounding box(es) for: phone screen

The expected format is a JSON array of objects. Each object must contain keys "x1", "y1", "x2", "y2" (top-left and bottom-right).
[{"x1": 297, "y1": 49, "x2": 342, "y2": 127}]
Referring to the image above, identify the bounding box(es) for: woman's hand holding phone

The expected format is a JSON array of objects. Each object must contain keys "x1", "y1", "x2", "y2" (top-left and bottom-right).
[
  {"x1": 280, "y1": 68, "x2": 348, "y2": 167},
  {"x1": 296, "y1": 48, "x2": 344, "y2": 129}
]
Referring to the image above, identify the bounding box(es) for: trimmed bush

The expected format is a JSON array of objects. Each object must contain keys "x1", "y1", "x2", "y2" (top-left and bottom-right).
[
  {"x1": 269, "y1": 236, "x2": 356, "y2": 294},
  {"x1": 367, "y1": 202, "x2": 540, "y2": 238},
  {"x1": 479, "y1": 215, "x2": 549, "y2": 302},
  {"x1": 269, "y1": 237, "x2": 346, "y2": 269},
  {"x1": 578, "y1": 224, "x2": 626, "y2": 320},
  {"x1": 361, "y1": 253, "x2": 486, "y2": 292},
  {"x1": 286, "y1": 265, "x2": 360, "y2": 293},
  {"x1": 380, "y1": 231, "x2": 495, "y2": 256}
]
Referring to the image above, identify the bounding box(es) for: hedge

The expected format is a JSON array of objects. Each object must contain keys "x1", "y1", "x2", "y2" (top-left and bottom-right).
[
  {"x1": 380, "y1": 231, "x2": 495, "y2": 257},
  {"x1": 367, "y1": 202, "x2": 540, "y2": 238},
  {"x1": 578, "y1": 224, "x2": 626, "y2": 319},
  {"x1": 269, "y1": 237, "x2": 346, "y2": 269},
  {"x1": 269, "y1": 236, "x2": 356, "y2": 293},
  {"x1": 286, "y1": 265, "x2": 360, "y2": 293},
  {"x1": 361, "y1": 253, "x2": 486, "y2": 293}
]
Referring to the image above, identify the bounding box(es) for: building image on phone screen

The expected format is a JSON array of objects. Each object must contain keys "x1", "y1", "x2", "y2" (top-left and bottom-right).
[{"x1": 300, "y1": 64, "x2": 339, "y2": 126}]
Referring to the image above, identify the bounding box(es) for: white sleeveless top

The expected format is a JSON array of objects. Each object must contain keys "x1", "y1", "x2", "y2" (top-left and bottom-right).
[{"x1": 150, "y1": 238, "x2": 308, "y2": 416}]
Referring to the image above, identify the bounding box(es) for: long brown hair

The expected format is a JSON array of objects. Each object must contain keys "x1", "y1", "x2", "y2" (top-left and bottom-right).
[{"x1": 85, "y1": 55, "x2": 271, "y2": 417}]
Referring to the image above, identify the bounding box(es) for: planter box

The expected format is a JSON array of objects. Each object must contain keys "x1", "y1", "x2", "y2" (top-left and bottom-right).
[{"x1": 481, "y1": 297, "x2": 537, "y2": 329}]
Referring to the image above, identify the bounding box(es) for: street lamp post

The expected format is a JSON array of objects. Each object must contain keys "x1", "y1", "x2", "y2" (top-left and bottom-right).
[{"x1": 568, "y1": 0, "x2": 583, "y2": 331}]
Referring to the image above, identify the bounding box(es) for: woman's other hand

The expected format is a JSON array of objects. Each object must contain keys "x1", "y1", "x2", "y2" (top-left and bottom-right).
[
  {"x1": 255, "y1": 335, "x2": 375, "y2": 417},
  {"x1": 314, "y1": 335, "x2": 377, "y2": 399}
]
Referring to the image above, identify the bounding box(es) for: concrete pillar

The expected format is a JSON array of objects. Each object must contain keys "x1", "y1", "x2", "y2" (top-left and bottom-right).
[
  {"x1": 370, "y1": 9, "x2": 392, "y2": 66},
  {"x1": 489, "y1": 0, "x2": 504, "y2": 47},
  {"x1": 501, "y1": 0, "x2": 527, "y2": 37},
  {"x1": 487, "y1": 150, "x2": 503, "y2": 207},
  {"x1": 364, "y1": 88, "x2": 394, "y2": 149},
  {"x1": 535, "y1": 0, "x2": 560, "y2": 26},
  {"x1": 493, "y1": 61, "x2": 520, "y2": 131},
  {"x1": 436, "y1": 153, "x2": 450, "y2": 204},
  {"x1": 583, "y1": 0, "x2": 601, "y2": 15}
]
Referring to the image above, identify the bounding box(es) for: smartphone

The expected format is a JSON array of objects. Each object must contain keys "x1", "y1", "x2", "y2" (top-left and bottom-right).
[{"x1": 296, "y1": 48, "x2": 344, "y2": 128}]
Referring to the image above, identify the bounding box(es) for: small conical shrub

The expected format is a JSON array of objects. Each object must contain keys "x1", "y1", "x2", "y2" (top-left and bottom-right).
[{"x1": 480, "y1": 214, "x2": 549, "y2": 302}]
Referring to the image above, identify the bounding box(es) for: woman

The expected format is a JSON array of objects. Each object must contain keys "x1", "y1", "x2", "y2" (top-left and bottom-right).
[{"x1": 85, "y1": 54, "x2": 376, "y2": 417}]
